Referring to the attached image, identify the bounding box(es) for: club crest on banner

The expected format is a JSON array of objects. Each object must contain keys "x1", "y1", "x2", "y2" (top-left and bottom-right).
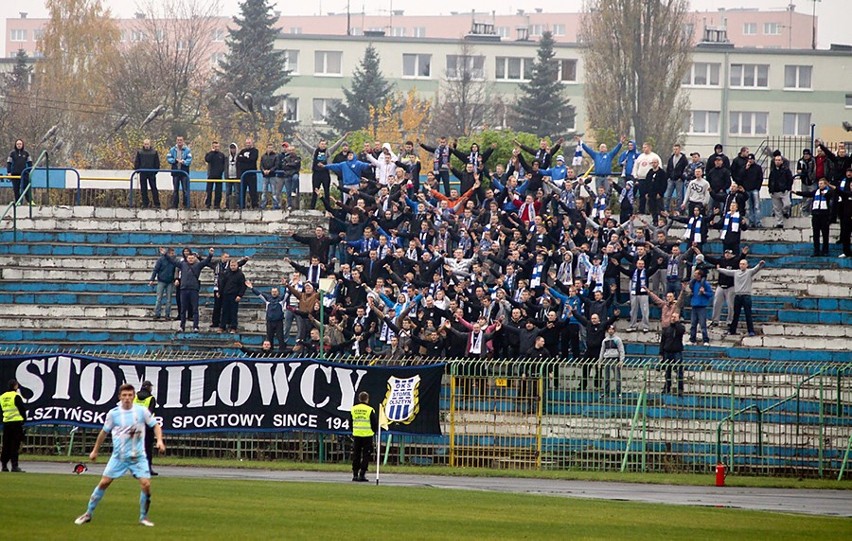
[{"x1": 381, "y1": 375, "x2": 420, "y2": 425}]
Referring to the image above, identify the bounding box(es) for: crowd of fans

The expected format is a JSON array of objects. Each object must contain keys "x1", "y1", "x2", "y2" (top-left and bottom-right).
[{"x1": 146, "y1": 134, "x2": 852, "y2": 394}]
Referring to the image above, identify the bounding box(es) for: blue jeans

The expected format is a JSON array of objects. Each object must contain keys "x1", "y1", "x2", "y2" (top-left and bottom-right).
[
  {"x1": 690, "y1": 305, "x2": 709, "y2": 343},
  {"x1": 664, "y1": 178, "x2": 683, "y2": 211},
  {"x1": 260, "y1": 175, "x2": 275, "y2": 208},
  {"x1": 154, "y1": 281, "x2": 174, "y2": 318},
  {"x1": 285, "y1": 174, "x2": 299, "y2": 209},
  {"x1": 747, "y1": 189, "x2": 761, "y2": 226},
  {"x1": 172, "y1": 174, "x2": 190, "y2": 208}
]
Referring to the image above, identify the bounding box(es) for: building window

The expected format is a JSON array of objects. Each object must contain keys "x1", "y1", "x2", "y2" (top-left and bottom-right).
[
  {"x1": 312, "y1": 98, "x2": 340, "y2": 124},
  {"x1": 783, "y1": 113, "x2": 811, "y2": 136},
  {"x1": 314, "y1": 51, "x2": 342, "y2": 76},
  {"x1": 686, "y1": 111, "x2": 720, "y2": 135},
  {"x1": 730, "y1": 64, "x2": 769, "y2": 88},
  {"x1": 283, "y1": 50, "x2": 299, "y2": 74},
  {"x1": 33, "y1": 29, "x2": 44, "y2": 41},
  {"x1": 131, "y1": 30, "x2": 145, "y2": 42},
  {"x1": 729, "y1": 112, "x2": 769, "y2": 136},
  {"x1": 529, "y1": 24, "x2": 544, "y2": 37},
  {"x1": 784, "y1": 65, "x2": 812, "y2": 89},
  {"x1": 682, "y1": 62, "x2": 720, "y2": 86},
  {"x1": 846, "y1": 94, "x2": 852, "y2": 108},
  {"x1": 283, "y1": 97, "x2": 298, "y2": 122},
  {"x1": 10, "y1": 29, "x2": 27, "y2": 42},
  {"x1": 212, "y1": 29, "x2": 225, "y2": 42},
  {"x1": 557, "y1": 59, "x2": 577, "y2": 82},
  {"x1": 351, "y1": 27, "x2": 363, "y2": 36},
  {"x1": 402, "y1": 53, "x2": 431, "y2": 78},
  {"x1": 391, "y1": 27, "x2": 405, "y2": 37},
  {"x1": 495, "y1": 57, "x2": 533, "y2": 81},
  {"x1": 495, "y1": 26, "x2": 509, "y2": 38},
  {"x1": 210, "y1": 52, "x2": 225, "y2": 67},
  {"x1": 413, "y1": 27, "x2": 426, "y2": 38},
  {"x1": 743, "y1": 22, "x2": 757, "y2": 35},
  {"x1": 552, "y1": 24, "x2": 565, "y2": 36},
  {"x1": 683, "y1": 23, "x2": 694, "y2": 38},
  {"x1": 290, "y1": 27, "x2": 302, "y2": 34},
  {"x1": 446, "y1": 54, "x2": 485, "y2": 80},
  {"x1": 763, "y1": 22, "x2": 781, "y2": 35}
]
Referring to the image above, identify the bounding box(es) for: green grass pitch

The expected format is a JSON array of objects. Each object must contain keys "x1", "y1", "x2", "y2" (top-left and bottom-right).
[{"x1": 0, "y1": 473, "x2": 847, "y2": 540}]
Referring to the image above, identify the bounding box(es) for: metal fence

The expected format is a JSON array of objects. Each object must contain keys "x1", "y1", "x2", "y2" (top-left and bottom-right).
[{"x1": 9, "y1": 351, "x2": 850, "y2": 479}]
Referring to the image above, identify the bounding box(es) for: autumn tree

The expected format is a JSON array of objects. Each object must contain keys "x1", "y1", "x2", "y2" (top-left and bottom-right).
[
  {"x1": 216, "y1": 0, "x2": 291, "y2": 133},
  {"x1": 432, "y1": 41, "x2": 492, "y2": 137},
  {"x1": 327, "y1": 44, "x2": 394, "y2": 135},
  {"x1": 33, "y1": 0, "x2": 122, "y2": 165},
  {"x1": 513, "y1": 31, "x2": 575, "y2": 137},
  {"x1": 581, "y1": 0, "x2": 692, "y2": 148}
]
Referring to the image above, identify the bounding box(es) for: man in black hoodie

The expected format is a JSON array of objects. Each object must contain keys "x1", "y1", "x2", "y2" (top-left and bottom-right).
[
  {"x1": 768, "y1": 154, "x2": 794, "y2": 228},
  {"x1": 218, "y1": 259, "x2": 247, "y2": 333},
  {"x1": 7, "y1": 139, "x2": 32, "y2": 204}
]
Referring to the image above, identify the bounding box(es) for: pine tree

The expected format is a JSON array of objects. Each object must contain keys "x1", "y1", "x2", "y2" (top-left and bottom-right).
[
  {"x1": 513, "y1": 31, "x2": 575, "y2": 137},
  {"x1": 326, "y1": 45, "x2": 394, "y2": 134},
  {"x1": 5, "y1": 49, "x2": 33, "y2": 92},
  {"x1": 217, "y1": 0, "x2": 290, "y2": 129}
]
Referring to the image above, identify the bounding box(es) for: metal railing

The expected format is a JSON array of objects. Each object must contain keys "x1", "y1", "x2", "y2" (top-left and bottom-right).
[
  {"x1": 10, "y1": 353, "x2": 851, "y2": 479},
  {"x1": 0, "y1": 150, "x2": 49, "y2": 240}
]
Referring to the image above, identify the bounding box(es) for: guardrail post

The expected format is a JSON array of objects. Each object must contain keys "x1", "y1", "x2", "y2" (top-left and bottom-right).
[{"x1": 449, "y1": 361, "x2": 456, "y2": 468}]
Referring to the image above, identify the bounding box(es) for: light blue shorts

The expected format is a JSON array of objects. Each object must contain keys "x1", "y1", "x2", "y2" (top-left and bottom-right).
[{"x1": 102, "y1": 455, "x2": 150, "y2": 479}]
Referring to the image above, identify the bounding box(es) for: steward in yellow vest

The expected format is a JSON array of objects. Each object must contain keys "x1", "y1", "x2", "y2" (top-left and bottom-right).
[{"x1": 350, "y1": 391, "x2": 377, "y2": 482}]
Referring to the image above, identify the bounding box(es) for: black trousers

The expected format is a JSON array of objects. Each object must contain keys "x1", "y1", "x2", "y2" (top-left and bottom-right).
[
  {"x1": 139, "y1": 172, "x2": 160, "y2": 207},
  {"x1": 11, "y1": 172, "x2": 31, "y2": 203},
  {"x1": 841, "y1": 209, "x2": 852, "y2": 257},
  {"x1": 212, "y1": 292, "x2": 223, "y2": 327},
  {"x1": 310, "y1": 173, "x2": 331, "y2": 209},
  {"x1": 812, "y1": 212, "x2": 831, "y2": 254},
  {"x1": 241, "y1": 173, "x2": 259, "y2": 208},
  {"x1": 221, "y1": 295, "x2": 240, "y2": 330},
  {"x1": 351, "y1": 435, "x2": 373, "y2": 477},
  {"x1": 1, "y1": 421, "x2": 24, "y2": 469},
  {"x1": 266, "y1": 319, "x2": 285, "y2": 351},
  {"x1": 205, "y1": 179, "x2": 223, "y2": 208},
  {"x1": 144, "y1": 426, "x2": 155, "y2": 472}
]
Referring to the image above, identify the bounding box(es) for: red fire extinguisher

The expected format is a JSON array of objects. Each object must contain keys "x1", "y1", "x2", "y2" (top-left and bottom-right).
[{"x1": 715, "y1": 463, "x2": 727, "y2": 487}]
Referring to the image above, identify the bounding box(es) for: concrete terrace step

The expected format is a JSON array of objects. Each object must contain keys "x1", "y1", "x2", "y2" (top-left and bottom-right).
[
  {"x1": 2, "y1": 206, "x2": 324, "y2": 229},
  {"x1": 624, "y1": 343, "x2": 852, "y2": 362},
  {"x1": 742, "y1": 335, "x2": 852, "y2": 351},
  {"x1": 0, "y1": 255, "x2": 298, "y2": 273},
  {"x1": 760, "y1": 323, "x2": 852, "y2": 338}
]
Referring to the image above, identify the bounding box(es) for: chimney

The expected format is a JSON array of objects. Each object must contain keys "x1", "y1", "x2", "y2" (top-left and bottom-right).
[
  {"x1": 134, "y1": 12, "x2": 145, "y2": 19},
  {"x1": 19, "y1": 12, "x2": 27, "y2": 19}
]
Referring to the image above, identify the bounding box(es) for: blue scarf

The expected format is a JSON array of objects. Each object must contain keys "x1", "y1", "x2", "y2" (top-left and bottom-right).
[
  {"x1": 813, "y1": 188, "x2": 829, "y2": 211},
  {"x1": 721, "y1": 212, "x2": 740, "y2": 239}
]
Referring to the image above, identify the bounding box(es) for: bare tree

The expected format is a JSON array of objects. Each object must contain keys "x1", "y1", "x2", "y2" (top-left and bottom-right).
[
  {"x1": 431, "y1": 41, "x2": 492, "y2": 137},
  {"x1": 581, "y1": 0, "x2": 692, "y2": 147},
  {"x1": 109, "y1": 0, "x2": 221, "y2": 138}
]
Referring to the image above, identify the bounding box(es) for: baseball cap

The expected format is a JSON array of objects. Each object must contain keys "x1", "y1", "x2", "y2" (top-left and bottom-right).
[{"x1": 556, "y1": 155, "x2": 565, "y2": 162}]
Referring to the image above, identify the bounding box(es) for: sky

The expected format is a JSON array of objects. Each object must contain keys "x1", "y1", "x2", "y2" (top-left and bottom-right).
[{"x1": 3, "y1": 0, "x2": 848, "y2": 52}]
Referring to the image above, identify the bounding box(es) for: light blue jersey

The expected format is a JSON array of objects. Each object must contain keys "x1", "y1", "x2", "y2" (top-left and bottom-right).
[{"x1": 103, "y1": 404, "x2": 155, "y2": 462}]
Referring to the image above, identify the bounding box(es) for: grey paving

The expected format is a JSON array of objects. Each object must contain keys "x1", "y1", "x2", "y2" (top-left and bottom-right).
[{"x1": 23, "y1": 462, "x2": 852, "y2": 517}]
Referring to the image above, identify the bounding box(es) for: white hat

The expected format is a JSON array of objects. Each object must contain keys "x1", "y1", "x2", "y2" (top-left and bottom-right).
[{"x1": 556, "y1": 155, "x2": 565, "y2": 162}]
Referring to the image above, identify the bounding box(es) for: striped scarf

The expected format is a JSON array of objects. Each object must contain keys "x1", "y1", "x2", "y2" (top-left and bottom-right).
[
  {"x1": 813, "y1": 188, "x2": 829, "y2": 211},
  {"x1": 592, "y1": 194, "x2": 607, "y2": 219},
  {"x1": 684, "y1": 216, "x2": 703, "y2": 244},
  {"x1": 720, "y1": 212, "x2": 740, "y2": 240}
]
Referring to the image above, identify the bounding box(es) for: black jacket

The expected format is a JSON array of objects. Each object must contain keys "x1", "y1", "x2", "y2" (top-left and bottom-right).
[
  {"x1": 205, "y1": 150, "x2": 226, "y2": 179},
  {"x1": 236, "y1": 147, "x2": 259, "y2": 177},
  {"x1": 768, "y1": 166, "x2": 794, "y2": 193},
  {"x1": 666, "y1": 153, "x2": 688, "y2": 181},
  {"x1": 661, "y1": 321, "x2": 686, "y2": 353},
  {"x1": 740, "y1": 163, "x2": 764, "y2": 192},
  {"x1": 134, "y1": 148, "x2": 160, "y2": 171}
]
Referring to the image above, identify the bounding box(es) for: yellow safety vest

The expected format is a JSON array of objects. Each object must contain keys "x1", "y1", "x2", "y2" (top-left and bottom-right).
[
  {"x1": 0, "y1": 391, "x2": 24, "y2": 423},
  {"x1": 351, "y1": 403, "x2": 375, "y2": 437},
  {"x1": 134, "y1": 395, "x2": 153, "y2": 410}
]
